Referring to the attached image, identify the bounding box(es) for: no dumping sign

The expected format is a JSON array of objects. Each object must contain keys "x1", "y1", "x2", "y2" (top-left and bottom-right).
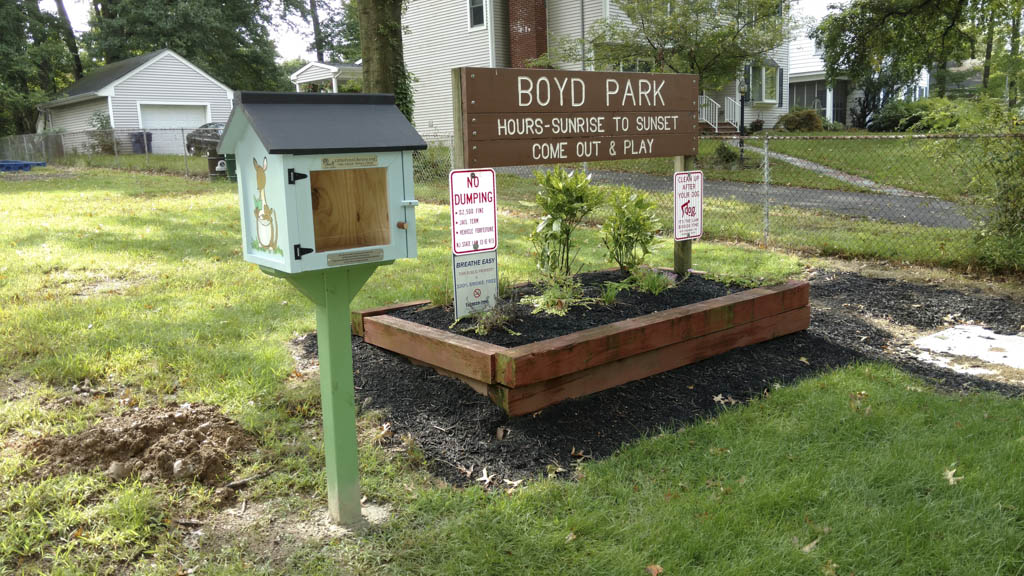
[
  {"x1": 673, "y1": 170, "x2": 703, "y2": 241},
  {"x1": 450, "y1": 168, "x2": 499, "y2": 320},
  {"x1": 450, "y1": 168, "x2": 497, "y2": 254}
]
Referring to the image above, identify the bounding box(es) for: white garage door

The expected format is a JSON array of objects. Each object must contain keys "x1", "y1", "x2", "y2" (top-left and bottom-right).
[{"x1": 139, "y1": 104, "x2": 208, "y2": 154}]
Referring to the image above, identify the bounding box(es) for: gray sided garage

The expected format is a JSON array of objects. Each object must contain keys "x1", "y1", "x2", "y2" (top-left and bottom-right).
[{"x1": 40, "y1": 49, "x2": 233, "y2": 155}]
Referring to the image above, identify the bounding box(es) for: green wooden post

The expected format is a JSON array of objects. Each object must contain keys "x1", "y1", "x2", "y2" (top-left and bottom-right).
[
  {"x1": 262, "y1": 263, "x2": 382, "y2": 525},
  {"x1": 673, "y1": 154, "x2": 698, "y2": 275}
]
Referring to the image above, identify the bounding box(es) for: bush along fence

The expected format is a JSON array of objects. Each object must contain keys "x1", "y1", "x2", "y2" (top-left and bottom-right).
[{"x1": 3, "y1": 129, "x2": 1021, "y2": 274}]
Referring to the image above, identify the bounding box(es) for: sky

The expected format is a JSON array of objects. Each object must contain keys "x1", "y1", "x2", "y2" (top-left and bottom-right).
[{"x1": 38, "y1": 0, "x2": 317, "y2": 62}]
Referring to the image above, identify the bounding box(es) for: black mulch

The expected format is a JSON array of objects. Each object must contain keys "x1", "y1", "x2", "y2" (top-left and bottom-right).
[
  {"x1": 294, "y1": 269, "x2": 1024, "y2": 487},
  {"x1": 389, "y1": 269, "x2": 743, "y2": 347}
]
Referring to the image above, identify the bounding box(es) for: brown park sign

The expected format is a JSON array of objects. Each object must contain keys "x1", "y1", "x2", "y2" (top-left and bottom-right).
[{"x1": 453, "y1": 67, "x2": 700, "y2": 168}]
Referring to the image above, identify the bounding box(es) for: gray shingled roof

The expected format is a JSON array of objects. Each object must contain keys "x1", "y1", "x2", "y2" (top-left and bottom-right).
[
  {"x1": 60, "y1": 50, "x2": 166, "y2": 99},
  {"x1": 224, "y1": 91, "x2": 427, "y2": 155}
]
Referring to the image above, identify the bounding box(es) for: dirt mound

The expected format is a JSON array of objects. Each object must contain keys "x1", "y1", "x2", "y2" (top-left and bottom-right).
[{"x1": 25, "y1": 403, "x2": 255, "y2": 485}]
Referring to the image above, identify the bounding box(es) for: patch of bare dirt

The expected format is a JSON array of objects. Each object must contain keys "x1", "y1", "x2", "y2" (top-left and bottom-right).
[
  {"x1": 25, "y1": 403, "x2": 255, "y2": 485},
  {"x1": 178, "y1": 499, "x2": 388, "y2": 571},
  {"x1": 0, "y1": 167, "x2": 79, "y2": 182}
]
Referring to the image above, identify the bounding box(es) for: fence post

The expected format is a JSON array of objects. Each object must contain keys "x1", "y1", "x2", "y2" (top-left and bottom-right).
[
  {"x1": 182, "y1": 129, "x2": 189, "y2": 177},
  {"x1": 762, "y1": 136, "x2": 770, "y2": 248},
  {"x1": 673, "y1": 154, "x2": 697, "y2": 275}
]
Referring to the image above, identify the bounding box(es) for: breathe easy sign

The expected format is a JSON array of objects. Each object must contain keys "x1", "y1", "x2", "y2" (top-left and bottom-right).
[{"x1": 457, "y1": 67, "x2": 699, "y2": 168}]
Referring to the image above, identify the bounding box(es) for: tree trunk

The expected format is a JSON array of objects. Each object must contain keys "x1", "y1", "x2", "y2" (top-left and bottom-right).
[
  {"x1": 359, "y1": 0, "x2": 403, "y2": 94},
  {"x1": 310, "y1": 0, "x2": 324, "y2": 63},
  {"x1": 1010, "y1": 7, "x2": 1021, "y2": 108},
  {"x1": 983, "y1": 8, "x2": 995, "y2": 89},
  {"x1": 55, "y1": 0, "x2": 83, "y2": 79},
  {"x1": 935, "y1": 61, "x2": 947, "y2": 98}
]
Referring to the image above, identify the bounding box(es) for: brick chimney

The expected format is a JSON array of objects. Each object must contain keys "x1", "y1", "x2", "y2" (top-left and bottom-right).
[{"x1": 509, "y1": 0, "x2": 547, "y2": 68}]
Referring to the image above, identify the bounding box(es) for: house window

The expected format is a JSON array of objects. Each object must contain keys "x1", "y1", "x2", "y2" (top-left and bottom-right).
[
  {"x1": 750, "y1": 65, "x2": 779, "y2": 103},
  {"x1": 469, "y1": 0, "x2": 485, "y2": 28}
]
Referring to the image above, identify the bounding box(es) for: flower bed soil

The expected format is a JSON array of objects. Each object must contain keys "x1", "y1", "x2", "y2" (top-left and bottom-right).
[
  {"x1": 390, "y1": 269, "x2": 742, "y2": 347},
  {"x1": 298, "y1": 268, "x2": 1024, "y2": 488}
]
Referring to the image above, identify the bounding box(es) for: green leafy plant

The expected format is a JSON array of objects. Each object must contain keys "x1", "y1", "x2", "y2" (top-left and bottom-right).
[
  {"x1": 531, "y1": 167, "x2": 605, "y2": 278},
  {"x1": 600, "y1": 279, "x2": 631, "y2": 306},
  {"x1": 601, "y1": 187, "x2": 661, "y2": 271},
  {"x1": 88, "y1": 111, "x2": 116, "y2": 155},
  {"x1": 521, "y1": 276, "x2": 591, "y2": 316},
  {"x1": 749, "y1": 118, "x2": 765, "y2": 133},
  {"x1": 629, "y1": 266, "x2": 676, "y2": 296},
  {"x1": 714, "y1": 141, "x2": 739, "y2": 165}
]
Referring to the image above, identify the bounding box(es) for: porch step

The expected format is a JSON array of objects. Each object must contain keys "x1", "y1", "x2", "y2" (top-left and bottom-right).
[{"x1": 700, "y1": 121, "x2": 739, "y2": 135}]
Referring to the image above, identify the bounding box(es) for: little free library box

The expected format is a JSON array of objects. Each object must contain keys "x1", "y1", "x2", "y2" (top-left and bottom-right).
[{"x1": 219, "y1": 91, "x2": 425, "y2": 273}]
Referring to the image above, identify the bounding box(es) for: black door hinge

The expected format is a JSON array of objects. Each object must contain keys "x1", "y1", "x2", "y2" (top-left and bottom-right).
[
  {"x1": 288, "y1": 169, "x2": 307, "y2": 184},
  {"x1": 293, "y1": 244, "x2": 314, "y2": 260}
]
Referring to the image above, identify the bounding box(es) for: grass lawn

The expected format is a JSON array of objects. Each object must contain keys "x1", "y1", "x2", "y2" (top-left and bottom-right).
[
  {"x1": 759, "y1": 134, "x2": 989, "y2": 202},
  {"x1": 371, "y1": 363, "x2": 1024, "y2": 575},
  {"x1": 1, "y1": 168, "x2": 1019, "y2": 574}
]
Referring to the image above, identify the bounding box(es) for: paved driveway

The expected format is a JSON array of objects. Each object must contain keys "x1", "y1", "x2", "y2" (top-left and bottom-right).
[{"x1": 582, "y1": 170, "x2": 976, "y2": 230}]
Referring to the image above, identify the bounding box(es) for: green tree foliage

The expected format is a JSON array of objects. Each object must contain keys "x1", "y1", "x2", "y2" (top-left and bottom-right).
[
  {"x1": 321, "y1": 0, "x2": 361, "y2": 63},
  {"x1": 0, "y1": 0, "x2": 75, "y2": 136},
  {"x1": 812, "y1": 0, "x2": 973, "y2": 89},
  {"x1": 84, "y1": 0, "x2": 285, "y2": 91},
  {"x1": 573, "y1": 0, "x2": 795, "y2": 89}
]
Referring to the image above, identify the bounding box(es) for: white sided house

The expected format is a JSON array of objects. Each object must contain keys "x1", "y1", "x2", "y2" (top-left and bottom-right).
[
  {"x1": 787, "y1": 0, "x2": 928, "y2": 126},
  {"x1": 403, "y1": 0, "x2": 790, "y2": 139},
  {"x1": 38, "y1": 49, "x2": 233, "y2": 154}
]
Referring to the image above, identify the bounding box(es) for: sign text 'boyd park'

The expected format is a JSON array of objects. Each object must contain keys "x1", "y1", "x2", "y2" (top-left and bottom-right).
[{"x1": 456, "y1": 67, "x2": 699, "y2": 168}]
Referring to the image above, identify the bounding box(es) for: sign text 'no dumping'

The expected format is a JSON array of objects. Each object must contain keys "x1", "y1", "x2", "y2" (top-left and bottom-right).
[{"x1": 455, "y1": 67, "x2": 699, "y2": 168}]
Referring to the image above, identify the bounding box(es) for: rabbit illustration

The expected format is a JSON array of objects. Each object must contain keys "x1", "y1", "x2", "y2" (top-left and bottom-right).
[{"x1": 253, "y1": 157, "x2": 279, "y2": 252}]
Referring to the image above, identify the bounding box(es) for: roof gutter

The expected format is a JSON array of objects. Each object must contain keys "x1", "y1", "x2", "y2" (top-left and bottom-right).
[{"x1": 39, "y1": 92, "x2": 105, "y2": 110}]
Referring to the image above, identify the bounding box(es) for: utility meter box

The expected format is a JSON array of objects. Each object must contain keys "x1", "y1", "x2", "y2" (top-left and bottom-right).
[{"x1": 219, "y1": 91, "x2": 427, "y2": 273}]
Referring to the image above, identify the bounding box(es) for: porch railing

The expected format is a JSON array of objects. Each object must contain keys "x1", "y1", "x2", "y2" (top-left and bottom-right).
[
  {"x1": 698, "y1": 95, "x2": 720, "y2": 133},
  {"x1": 724, "y1": 97, "x2": 741, "y2": 131}
]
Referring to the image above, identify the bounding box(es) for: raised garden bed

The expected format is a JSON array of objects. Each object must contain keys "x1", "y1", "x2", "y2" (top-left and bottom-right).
[{"x1": 353, "y1": 272, "x2": 810, "y2": 416}]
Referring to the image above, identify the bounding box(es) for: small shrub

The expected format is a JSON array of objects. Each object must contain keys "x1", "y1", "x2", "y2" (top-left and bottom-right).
[
  {"x1": 532, "y1": 167, "x2": 604, "y2": 277},
  {"x1": 776, "y1": 109, "x2": 824, "y2": 132},
  {"x1": 748, "y1": 118, "x2": 764, "y2": 133},
  {"x1": 521, "y1": 276, "x2": 591, "y2": 316},
  {"x1": 822, "y1": 120, "x2": 847, "y2": 131},
  {"x1": 460, "y1": 300, "x2": 520, "y2": 336},
  {"x1": 88, "y1": 111, "x2": 115, "y2": 155},
  {"x1": 629, "y1": 266, "x2": 676, "y2": 295},
  {"x1": 714, "y1": 141, "x2": 738, "y2": 165},
  {"x1": 601, "y1": 187, "x2": 661, "y2": 271}
]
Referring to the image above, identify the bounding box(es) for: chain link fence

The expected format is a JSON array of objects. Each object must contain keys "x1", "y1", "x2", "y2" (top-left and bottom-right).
[
  {"x1": 0, "y1": 128, "x2": 224, "y2": 177},
  {"x1": 4, "y1": 129, "x2": 1018, "y2": 271}
]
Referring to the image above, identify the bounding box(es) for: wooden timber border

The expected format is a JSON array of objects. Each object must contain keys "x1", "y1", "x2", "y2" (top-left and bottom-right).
[{"x1": 352, "y1": 281, "x2": 809, "y2": 416}]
